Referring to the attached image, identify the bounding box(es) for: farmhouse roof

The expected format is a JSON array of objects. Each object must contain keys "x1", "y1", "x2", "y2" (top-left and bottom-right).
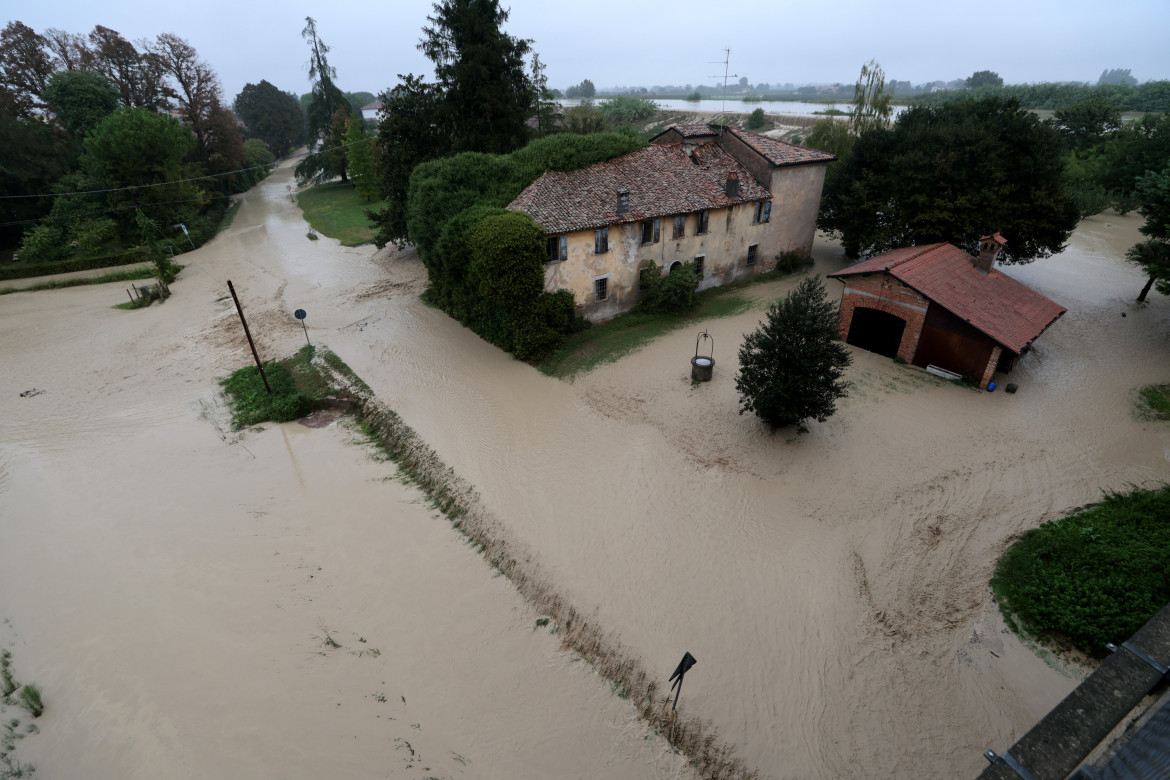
[
  {"x1": 361, "y1": 100, "x2": 382, "y2": 111},
  {"x1": 828, "y1": 243, "x2": 1066, "y2": 354},
  {"x1": 649, "y1": 124, "x2": 836, "y2": 168},
  {"x1": 507, "y1": 142, "x2": 769, "y2": 235}
]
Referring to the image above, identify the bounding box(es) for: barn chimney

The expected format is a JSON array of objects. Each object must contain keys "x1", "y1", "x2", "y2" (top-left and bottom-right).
[
  {"x1": 616, "y1": 189, "x2": 630, "y2": 215},
  {"x1": 974, "y1": 233, "x2": 1006, "y2": 272},
  {"x1": 725, "y1": 172, "x2": 739, "y2": 198}
]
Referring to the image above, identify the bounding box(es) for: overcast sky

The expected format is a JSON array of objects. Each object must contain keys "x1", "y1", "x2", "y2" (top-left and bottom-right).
[{"x1": 9, "y1": 0, "x2": 1170, "y2": 102}]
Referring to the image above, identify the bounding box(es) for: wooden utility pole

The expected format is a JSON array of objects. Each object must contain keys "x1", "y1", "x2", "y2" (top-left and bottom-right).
[{"x1": 227, "y1": 280, "x2": 270, "y2": 394}]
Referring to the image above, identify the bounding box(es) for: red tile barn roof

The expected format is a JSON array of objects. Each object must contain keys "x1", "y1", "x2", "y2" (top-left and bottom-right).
[
  {"x1": 828, "y1": 243, "x2": 1066, "y2": 354},
  {"x1": 507, "y1": 143, "x2": 769, "y2": 234}
]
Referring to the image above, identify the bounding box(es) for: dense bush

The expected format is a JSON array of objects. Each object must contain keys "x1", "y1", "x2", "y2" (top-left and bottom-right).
[
  {"x1": 735, "y1": 277, "x2": 851, "y2": 430},
  {"x1": 598, "y1": 95, "x2": 658, "y2": 124},
  {"x1": 746, "y1": 108, "x2": 767, "y2": 130},
  {"x1": 220, "y1": 359, "x2": 315, "y2": 430},
  {"x1": 638, "y1": 261, "x2": 699, "y2": 314},
  {"x1": 991, "y1": 485, "x2": 1170, "y2": 656},
  {"x1": 407, "y1": 132, "x2": 643, "y2": 359}
]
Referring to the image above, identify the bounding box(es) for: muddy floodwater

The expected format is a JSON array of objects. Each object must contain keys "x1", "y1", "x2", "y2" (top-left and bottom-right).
[{"x1": 2, "y1": 158, "x2": 1168, "y2": 778}]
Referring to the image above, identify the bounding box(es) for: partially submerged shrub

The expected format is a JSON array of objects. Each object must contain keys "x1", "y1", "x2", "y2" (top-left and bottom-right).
[
  {"x1": 17, "y1": 685, "x2": 42, "y2": 718},
  {"x1": 991, "y1": 484, "x2": 1170, "y2": 655}
]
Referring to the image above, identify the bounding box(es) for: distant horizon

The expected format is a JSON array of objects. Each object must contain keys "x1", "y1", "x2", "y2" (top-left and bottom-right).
[{"x1": 8, "y1": 0, "x2": 1169, "y2": 105}]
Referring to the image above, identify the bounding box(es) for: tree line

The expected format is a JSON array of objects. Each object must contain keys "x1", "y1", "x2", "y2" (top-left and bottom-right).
[{"x1": 0, "y1": 21, "x2": 308, "y2": 264}]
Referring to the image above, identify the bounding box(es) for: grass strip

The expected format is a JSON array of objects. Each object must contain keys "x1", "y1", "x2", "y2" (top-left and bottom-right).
[
  {"x1": 296, "y1": 182, "x2": 387, "y2": 247},
  {"x1": 308, "y1": 347, "x2": 757, "y2": 779},
  {"x1": 0, "y1": 266, "x2": 163, "y2": 296},
  {"x1": 991, "y1": 484, "x2": 1170, "y2": 657},
  {"x1": 539, "y1": 260, "x2": 813, "y2": 379}
]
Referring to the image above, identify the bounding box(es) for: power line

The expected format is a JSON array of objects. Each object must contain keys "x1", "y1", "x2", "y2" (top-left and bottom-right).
[{"x1": 0, "y1": 193, "x2": 237, "y2": 228}]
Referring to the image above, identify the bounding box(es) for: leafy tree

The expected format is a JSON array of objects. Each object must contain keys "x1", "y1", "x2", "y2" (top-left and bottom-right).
[
  {"x1": 344, "y1": 115, "x2": 377, "y2": 200},
  {"x1": 344, "y1": 90, "x2": 376, "y2": 117},
  {"x1": 87, "y1": 25, "x2": 169, "y2": 110},
  {"x1": 565, "y1": 79, "x2": 595, "y2": 99},
  {"x1": 419, "y1": 0, "x2": 533, "y2": 154},
  {"x1": 234, "y1": 80, "x2": 305, "y2": 156},
  {"x1": 735, "y1": 277, "x2": 851, "y2": 431},
  {"x1": 819, "y1": 97, "x2": 1080, "y2": 262},
  {"x1": 43, "y1": 69, "x2": 120, "y2": 139},
  {"x1": 1129, "y1": 166, "x2": 1170, "y2": 301},
  {"x1": 1052, "y1": 97, "x2": 1122, "y2": 149},
  {"x1": 849, "y1": 59, "x2": 891, "y2": 135},
  {"x1": 42, "y1": 27, "x2": 90, "y2": 72},
  {"x1": 296, "y1": 17, "x2": 353, "y2": 184},
  {"x1": 367, "y1": 74, "x2": 451, "y2": 247},
  {"x1": 746, "y1": 107, "x2": 767, "y2": 130},
  {"x1": 0, "y1": 21, "x2": 55, "y2": 116},
  {"x1": 80, "y1": 106, "x2": 200, "y2": 231},
  {"x1": 563, "y1": 103, "x2": 609, "y2": 134},
  {"x1": 0, "y1": 108, "x2": 71, "y2": 251},
  {"x1": 966, "y1": 70, "x2": 1004, "y2": 89},
  {"x1": 598, "y1": 95, "x2": 657, "y2": 124},
  {"x1": 528, "y1": 52, "x2": 560, "y2": 136},
  {"x1": 1098, "y1": 68, "x2": 1137, "y2": 87},
  {"x1": 1086, "y1": 112, "x2": 1170, "y2": 209},
  {"x1": 151, "y1": 33, "x2": 244, "y2": 186},
  {"x1": 236, "y1": 138, "x2": 275, "y2": 190}
]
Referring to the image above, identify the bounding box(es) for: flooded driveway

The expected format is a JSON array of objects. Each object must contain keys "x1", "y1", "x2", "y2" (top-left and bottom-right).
[{"x1": 1, "y1": 158, "x2": 1167, "y2": 778}]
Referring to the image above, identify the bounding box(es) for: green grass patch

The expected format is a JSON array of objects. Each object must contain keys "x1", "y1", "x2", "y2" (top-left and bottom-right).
[
  {"x1": 991, "y1": 484, "x2": 1170, "y2": 657},
  {"x1": 537, "y1": 264, "x2": 815, "y2": 379},
  {"x1": 1136, "y1": 383, "x2": 1170, "y2": 421},
  {"x1": 217, "y1": 201, "x2": 242, "y2": 234},
  {"x1": 0, "y1": 265, "x2": 167, "y2": 296},
  {"x1": 296, "y1": 182, "x2": 387, "y2": 246},
  {"x1": 219, "y1": 345, "x2": 333, "y2": 429}
]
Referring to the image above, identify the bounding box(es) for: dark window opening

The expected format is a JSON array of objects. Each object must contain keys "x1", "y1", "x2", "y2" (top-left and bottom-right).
[
  {"x1": 594, "y1": 277, "x2": 608, "y2": 301},
  {"x1": 546, "y1": 235, "x2": 567, "y2": 263},
  {"x1": 642, "y1": 219, "x2": 660, "y2": 245},
  {"x1": 672, "y1": 215, "x2": 685, "y2": 239},
  {"x1": 694, "y1": 255, "x2": 705, "y2": 278},
  {"x1": 746, "y1": 244, "x2": 758, "y2": 266},
  {"x1": 594, "y1": 228, "x2": 609, "y2": 254},
  {"x1": 753, "y1": 201, "x2": 771, "y2": 224},
  {"x1": 697, "y1": 210, "x2": 710, "y2": 235}
]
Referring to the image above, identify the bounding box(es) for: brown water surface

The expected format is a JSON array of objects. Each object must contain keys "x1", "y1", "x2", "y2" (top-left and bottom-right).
[{"x1": 2, "y1": 160, "x2": 1167, "y2": 778}]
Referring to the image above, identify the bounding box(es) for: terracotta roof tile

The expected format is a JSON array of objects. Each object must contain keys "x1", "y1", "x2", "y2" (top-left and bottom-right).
[
  {"x1": 649, "y1": 125, "x2": 836, "y2": 167},
  {"x1": 722, "y1": 126, "x2": 837, "y2": 167},
  {"x1": 507, "y1": 143, "x2": 770, "y2": 235},
  {"x1": 829, "y1": 243, "x2": 1066, "y2": 354}
]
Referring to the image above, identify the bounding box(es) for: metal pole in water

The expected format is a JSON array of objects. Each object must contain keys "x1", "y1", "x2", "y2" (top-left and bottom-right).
[{"x1": 227, "y1": 280, "x2": 271, "y2": 394}]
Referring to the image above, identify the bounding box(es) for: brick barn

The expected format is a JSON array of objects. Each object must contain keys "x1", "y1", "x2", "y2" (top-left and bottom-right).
[{"x1": 827, "y1": 235, "x2": 1066, "y2": 389}]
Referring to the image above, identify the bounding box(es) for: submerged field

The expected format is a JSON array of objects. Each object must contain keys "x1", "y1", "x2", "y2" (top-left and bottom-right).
[{"x1": 1, "y1": 158, "x2": 1167, "y2": 778}]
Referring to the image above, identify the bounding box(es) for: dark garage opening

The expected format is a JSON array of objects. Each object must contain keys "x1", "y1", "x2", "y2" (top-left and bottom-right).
[{"x1": 846, "y1": 307, "x2": 907, "y2": 358}]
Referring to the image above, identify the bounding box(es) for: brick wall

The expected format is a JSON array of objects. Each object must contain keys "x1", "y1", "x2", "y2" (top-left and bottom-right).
[
  {"x1": 836, "y1": 274, "x2": 929, "y2": 362},
  {"x1": 978, "y1": 346, "x2": 1002, "y2": 390}
]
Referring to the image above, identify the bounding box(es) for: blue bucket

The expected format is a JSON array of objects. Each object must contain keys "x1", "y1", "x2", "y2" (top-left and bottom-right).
[{"x1": 987, "y1": 382, "x2": 997, "y2": 392}]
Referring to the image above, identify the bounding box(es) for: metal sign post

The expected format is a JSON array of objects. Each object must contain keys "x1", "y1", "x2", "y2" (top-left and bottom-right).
[
  {"x1": 669, "y1": 652, "x2": 697, "y2": 710},
  {"x1": 294, "y1": 309, "x2": 310, "y2": 347}
]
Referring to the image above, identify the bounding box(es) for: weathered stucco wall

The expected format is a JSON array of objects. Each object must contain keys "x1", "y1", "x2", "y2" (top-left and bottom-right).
[
  {"x1": 542, "y1": 207, "x2": 772, "y2": 321},
  {"x1": 764, "y1": 164, "x2": 828, "y2": 260}
]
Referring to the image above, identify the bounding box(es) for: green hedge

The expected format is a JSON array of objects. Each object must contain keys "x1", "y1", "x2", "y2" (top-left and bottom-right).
[
  {"x1": 0, "y1": 248, "x2": 148, "y2": 281},
  {"x1": 991, "y1": 484, "x2": 1170, "y2": 656},
  {"x1": 407, "y1": 132, "x2": 642, "y2": 359}
]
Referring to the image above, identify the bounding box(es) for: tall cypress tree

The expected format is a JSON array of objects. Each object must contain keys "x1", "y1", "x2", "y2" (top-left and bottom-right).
[
  {"x1": 418, "y1": 0, "x2": 533, "y2": 154},
  {"x1": 296, "y1": 17, "x2": 352, "y2": 184}
]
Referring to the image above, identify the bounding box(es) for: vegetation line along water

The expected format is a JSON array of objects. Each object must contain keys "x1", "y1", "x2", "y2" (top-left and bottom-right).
[{"x1": 310, "y1": 348, "x2": 757, "y2": 779}]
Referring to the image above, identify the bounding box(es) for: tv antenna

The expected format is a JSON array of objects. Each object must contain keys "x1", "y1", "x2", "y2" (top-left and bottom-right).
[{"x1": 708, "y1": 48, "x2": 738, "y2": 140}]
